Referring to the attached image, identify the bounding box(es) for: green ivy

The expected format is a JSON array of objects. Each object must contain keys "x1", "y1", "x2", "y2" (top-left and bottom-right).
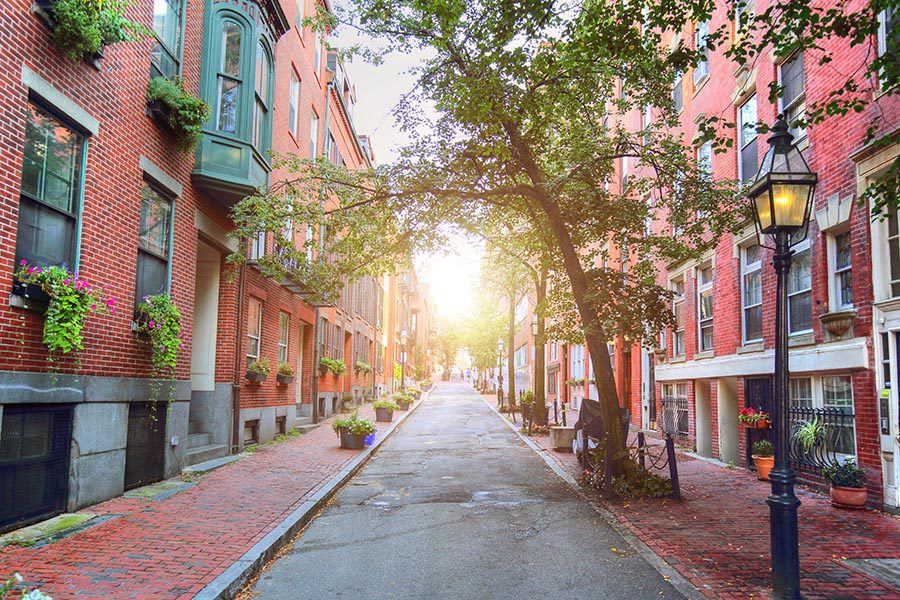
[
  {"x1": 146, "y1": 77, "x2": 211, "y2": 151},
  {"x1": 135, "y1": 293, "x2": 182, "y2": 403},
  {"x1": 15, "y1": 261, "x2": 114, "y2": 360},
  {"x1": 48, "y1": 0, "x2": 147, "y2": 62}
]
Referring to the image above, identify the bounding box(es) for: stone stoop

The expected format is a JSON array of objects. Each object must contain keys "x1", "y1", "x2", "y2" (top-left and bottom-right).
[
  {"x1": 185, "y1": 422, "x2": 228, "y2": 466},
  {"x1": 293, "y1": 415, "x2": 320, "y2": 434}
]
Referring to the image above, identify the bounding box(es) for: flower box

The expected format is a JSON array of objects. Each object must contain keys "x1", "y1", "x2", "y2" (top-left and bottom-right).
[
  {"x1": 338, "y1": 428, "x2": 366, "y2": 449},
  {"x1": 146, "y1": 98, "x2": 171, "y2": 128},
  {"x1": 276, "y1": 374, "x2": 294, "y2": 385},
  {"x1": 245, "y1": 371, "x2": 267, "y2": 383},
  {"x1": 375, "y1": 407, "x2": 394, "y2": 423},
  {"x1": 10, "y1": 281, "x2": 50, "y2": 313}
]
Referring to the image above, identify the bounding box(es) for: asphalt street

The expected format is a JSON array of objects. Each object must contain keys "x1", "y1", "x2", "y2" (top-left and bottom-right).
[{"x1": 250, "y1": 382, "x2": 685, "y2": 599}]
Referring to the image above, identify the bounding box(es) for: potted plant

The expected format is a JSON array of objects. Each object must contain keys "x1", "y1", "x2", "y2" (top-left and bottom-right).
[
  {"x1": 40, "y1": 0, "x2": 147, "y2": 63},
  {"x1": 794, "y1": 418, "x2": 826, "y2": 453},
  {"x1": 13, "y1": 261, "x2": 115, "y2": 359},
  {"x1": 394, "y1": 390, "x2": 413, "y2": 410},
  {"x1": 738, "y1": 407, "x2": 770, "y2": 428},
  {"x1": 332, "y1": 412, "x2": 376, "y2": 449},
  {"x1": 135, "y1": 293, "x2": 182, "y2": 403},
  {"x1": 373, "y1": 399, "x2": 400, "y2": 422},
  {"x1": 354, "y1": 360, "x2": 371, "y2": 374},
  {"x1": 246, "y1": 357, "x2": 270, "y2": 382},
  {"x1": 276, "y1": 362, "x2": 295, "y2": 384},
  {"x1": 146, "y1": 77, "x2": 211, "y2": 151},
  {"x1": 752, "y1": 439, "x2": 775, "y2": 481},
  {"x1": 320, "y1": 357, "x2": 347, "y2": 376},
  {"x1": 823, "y1": 458, "x2": 867, "y2": 509},
  {"x1": 318, "y1": 357, "x2": 329, "y2": 375}
]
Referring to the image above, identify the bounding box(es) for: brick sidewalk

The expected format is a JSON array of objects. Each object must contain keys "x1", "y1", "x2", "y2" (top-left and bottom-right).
[
  {"x1": 0, "y1": 403, "x2": 396, "y2": 600},
  {"x1": 517, "y1": 412, "x2": 900, "y2": 599}
]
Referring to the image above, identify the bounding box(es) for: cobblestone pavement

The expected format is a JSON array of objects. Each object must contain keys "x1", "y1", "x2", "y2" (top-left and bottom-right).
[
  {"x1": 0, "y1": 403, "x2": 393, "y2": 600},
  {"x1": 481, "y1": 393, "x2": 900, "y2": 599}
]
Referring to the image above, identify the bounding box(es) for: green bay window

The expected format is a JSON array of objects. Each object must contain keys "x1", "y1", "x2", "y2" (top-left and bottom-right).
[
  {"x1": 17, "y1": 102, "x2": 86, "y2": 269},
  {"x1": 151, "y1": 0, "x2": 183, "y2": 79},
  {"x1": 194, "y1": 1, "x2": 286, "y2": 206}
]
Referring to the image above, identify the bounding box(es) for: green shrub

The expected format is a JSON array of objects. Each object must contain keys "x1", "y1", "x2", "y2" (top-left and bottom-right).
[
  {"x1": 49, "y1": 0, "x2": 146, "y2": 62},
  {"x1": 320, "y1": 356, "x2": 347, "y2": 375},
  {"x1": 823, "y1": 458, "x2": 867, "y2": 489},
  {"x1": 146, "y1": 77, "x2": 211, "y2": 151},
  {"x1": 752, "y1": 439, "x2": 774, "y2": 457},
  {"x1": 247, "y1": 357, "x2": 270, "y2": 376},
  {"x1": 373, "y1": 399, "x2": 400, "y2": 411},
  {"x1": 332, "y1": 413, "x2": 376, "y2": 436}
]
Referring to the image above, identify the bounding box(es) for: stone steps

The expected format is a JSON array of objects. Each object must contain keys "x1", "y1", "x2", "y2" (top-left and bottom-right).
[{"x1": 185, "y1": 443, "x2": 229, "y2": 466}]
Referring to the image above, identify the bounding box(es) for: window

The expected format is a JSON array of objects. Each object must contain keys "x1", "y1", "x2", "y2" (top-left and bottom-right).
[
  {"x1": 570, "y1": 345, "x2": 585, "y2": 380},
  {"x1": 832, "y1": 231, "x2": 852, "y2": 308},
  {"x1": 216, "y1": 20, "x2": 243, "y2": 134},
  {"x1": 672, "y1": 71, "x2": 683, "y2": 112},
  {"x1": 327, "y1": 132, "x2": 341, "y2": 164},
  {"x1": 16, "y1": 103, "x2": 85, "y2": 269},
  {"x1": 878, "y1": 6, "x2": 897, "y2": 60},
  {"x1": 515, "y1": 296, "x2": 528, "y2": 323},
  {"x1": 247, "y1": 298, "x2": 262, "y2": 359},
  {"x1": 332, "y1": 325, "x2": 342, "y2": 360},
  {"x1": 788, "y1": 239, "x2": 812, "y2": 334},
  {"x1": 278, "y1": 312, "x2": 289, "y2": 363},
  {"x1": 318, "y1": 316, "x2": 326, "y2": 358},
  {"x1": 889, "y1": 209, "x2": 900, "y2": 297},
  {"x1": 135, "y1": 184, "x2": 173, "y2": 307},
  {"x1": 663, "y1": 382, "x2": 689, "y2": 435},
  {"x1": 252, "y1": 41, "x2": 272, "y2": 150},
  {"x1": 735, "y1": 0, "x2": 754, "y2": 33},
  {"x1": 314, "y1": 33, "x2": 322, "y2": 77},
  {"x1": 738, "y1": 96, "x2": 758, "y2": 181},
  {"x1": 289, "y1": 71, "x2": 300, "y2": 138},
  {"x1": 697, "y1": 141, "x2": 712, "y2": 176},
  {"x1": 823, "y1": 376, "x2": 855, "y2": 456},
  {"x1": 621, "y1": 156, "x2": 629, "y2": 191},
  {"x1": 789, "y1": 377, "x2": 813, "y2": 409},
  {"x1": 514, "y1": 345, "x2": 527, "y2": 369},
  {"x1": 698, "y1": 265, "x2": 713, "y2": 352},
  {"x1": 249, "y1": 231, "x2": 266, "y2": 260},
  {"x1": 779, "y1": 53, "x2": 806, "y2": 140},
  {"x1": 548, "y1": 372, "x2": 557, "y2": 395},
  {"x1": 549, "y1": 341, "x2": 558, "y2": 362},
  {"x1": 742, "y1": 244, "x2": 763, "y2": 342},
  {"x1": 309, "y1": 113, "x2": 319, "y2": 158},
  {"x1": 672, "y1": 278, "x2": 685, "y2": 356},
  {"x1": 151, "y1": 0, "x2": 183, "y2": 79},
  {"x1": 693, "y1": 20, "x2": 709, "y2": 83}
]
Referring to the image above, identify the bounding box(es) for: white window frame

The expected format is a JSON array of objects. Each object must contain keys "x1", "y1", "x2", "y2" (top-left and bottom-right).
[
  {"x1": 697, "y1": 264, "x2": 714, "y2": 352},
  {"x1": 735, "y1": 0, "x2": 754, "y2": 33},
  {"x1": 790, "y1": 375, "x2": 857, "y2": 458},
  {"x1": 309, "y1": 112, "x2": 319, "y2": 158},
  {"x1": 247, "y1": 298, "x2": 262, "y2": 360},
  {"x1": 278, "y1": 311, "x2": 290, "y2": 363},
  {"x1": 289, "y1": 71, "x2": 300, "y2": 138},
  {"x1": 828, "y1": 229, "x2": 853, "y2": 309},
  {"x1": 663, "y1": 382, "x2": 689, "y2": 435},
  {"x1": 249, "y1": 231, "x2": 266, "y2": 260},
  {"x1": 693, "y1": 20, "x2": 710, "y2": 84},
  {"x1": 887, "y1": 209, "x2": 900, "y2": 299},
  {"x1": 741, "y1": 243, "x2": 763, "y2": 343},
  {"x1": 738, "y1": 95, "x2": 758, "y2": 181},
  {"x1": 778, "y1": 52, "x2": 806, "y2": 141},
  {"x1": 672, "y1": 277, "x2": 686, "y2": 356},
  {"x1": 787, "y1": 238, "x2": 813, "y2": 335}
]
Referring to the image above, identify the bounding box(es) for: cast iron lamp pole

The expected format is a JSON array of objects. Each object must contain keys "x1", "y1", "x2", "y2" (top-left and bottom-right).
[
  {"x1": 400, "y1": 329, "x2": 408, "y2": 390},
  {"x1": 747, "y1": 115, "x2": 817, "y2": 600}
]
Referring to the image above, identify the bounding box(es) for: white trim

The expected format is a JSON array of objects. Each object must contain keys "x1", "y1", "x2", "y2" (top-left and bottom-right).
[{"x1": 654, "y1": 337, "x2": 868, "y2": 381}]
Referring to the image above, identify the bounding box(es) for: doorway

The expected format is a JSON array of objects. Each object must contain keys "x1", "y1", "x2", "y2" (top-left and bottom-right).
[
  {"x1": 124, "y1": 402, "x2": 165, "y2": 490},
  {"x1": 695, "y1": 380, "x2": 712, "y2": 458},
  {"x1": 744, "y1": 377, "x2": 774, "y2": 469}
]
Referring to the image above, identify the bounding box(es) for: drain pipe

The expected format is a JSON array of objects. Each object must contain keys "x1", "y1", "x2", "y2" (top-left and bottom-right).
[{"x1": 231, "y1": 261, "x2": 247, "y2": 453}]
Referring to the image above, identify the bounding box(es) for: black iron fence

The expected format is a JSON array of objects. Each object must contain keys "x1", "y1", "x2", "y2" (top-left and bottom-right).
[
  {"x1": 788, "y1": 406, "x2": 856, "y2": 475},
  {"x1": 661, "y1": 397, "x2": 688, "y2": 437}
]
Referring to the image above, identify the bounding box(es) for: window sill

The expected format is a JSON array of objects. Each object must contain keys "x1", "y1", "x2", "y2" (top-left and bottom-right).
[
  {"x1": 669, "y1": 356, "x2": 686, "y2": 364},
  {"x1": 692, "y1": 73, "x2": 709, "y2": 97},
  {"x1": 788, "y1": 333, "x2": 815, "y2": 348},
  {"x1": 695, "y1": 350, "x2": 714, "y2": 360},
  {"x1": 737, "y1": 342, "x2": 764, "y2": 354}
]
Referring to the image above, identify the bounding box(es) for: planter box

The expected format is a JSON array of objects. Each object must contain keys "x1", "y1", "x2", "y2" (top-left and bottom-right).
[
  {"x1": 375, "y1": 407, "x2": 394, "y2": 423},
  {"x1": 339, "y1": 428, "x2": 366, "y2": 449},
  {"x1": 245, "y1": 372, "x2": 267, "y2": 383},
  {"x1": 550, "y1": 426, "x2": 576, "y2": 452},
  {"x1": 147, "y1": 99, "x2": 172, "y2": 128},
  {"x1": 10, "y1": 281, "x2": 50, "y2": 313},
  {"x1": 397, "y1": 401, "x2": 411, "y2": 411},
  {"x1": 276, "y1": 374, "x2": 294, "y2": 385}
]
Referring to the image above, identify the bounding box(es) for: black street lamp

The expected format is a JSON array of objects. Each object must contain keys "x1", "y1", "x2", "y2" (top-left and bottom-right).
[
  {"x1": 747, "y1": 114, "x2": 817, "y2": 600},
  {"x1": 400, "y1": 329, "x2": 408, "y2": 390}
]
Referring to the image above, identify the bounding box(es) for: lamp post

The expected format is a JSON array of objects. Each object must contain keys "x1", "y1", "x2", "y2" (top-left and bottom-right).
[
  {"x1": 400, "y1": 329, "x2": 408, "y2": 390},
  {"x1": 497, "y1": 337, "x2": 504, "y2": 405},
  {"x1": 747, "y1": 114, "x2": 817, "y2": 600}
]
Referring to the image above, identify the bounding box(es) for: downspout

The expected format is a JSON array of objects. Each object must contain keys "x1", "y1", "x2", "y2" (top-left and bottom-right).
[{"x1": 231, "y1": 261, "x2": 246, "y2": 453}]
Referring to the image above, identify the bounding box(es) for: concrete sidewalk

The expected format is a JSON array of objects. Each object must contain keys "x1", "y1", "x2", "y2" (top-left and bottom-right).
[
  {"x1": 491, "y1": 389, "x2": 900, "y2": 599},
  {"x1": 0, "y1": 397, "x2": 424, "y2": 600}
]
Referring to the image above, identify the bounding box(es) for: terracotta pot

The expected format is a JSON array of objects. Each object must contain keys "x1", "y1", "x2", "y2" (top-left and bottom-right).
[
  {"x1": 753, "y1": 455, "x2": 775, "y2": 481},
  {"x1": 830, "y1": 485, "x2": 867, "y2": 509}
]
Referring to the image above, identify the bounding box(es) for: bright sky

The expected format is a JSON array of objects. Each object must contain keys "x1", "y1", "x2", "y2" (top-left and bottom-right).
[{"x1": 336, "y1": 31, "x2": 483, "y2": 320}]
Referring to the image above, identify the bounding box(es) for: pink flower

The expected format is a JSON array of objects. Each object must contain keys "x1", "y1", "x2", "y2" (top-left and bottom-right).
[
  {"x1": 149, "y1": 320, "x2": 156, "y2": 328},
  {"x1": 63, "y1": 279, "x2": 71, "y2": 285},
  {"x1": 90, "y1": 304, "x2": 97, "y2": 310},
  {"x1": 26, "y1": 267, "x2": 35, "y2": 274},
  {"x1": 179, "y1": 343, "x2": 185, "y2": 349},
  {"x1": 161, "y1": 346, "x2": 166, "y2": 352},
  {"x1": 19, "y1": 259, "x2": 27, "y2": 265}
]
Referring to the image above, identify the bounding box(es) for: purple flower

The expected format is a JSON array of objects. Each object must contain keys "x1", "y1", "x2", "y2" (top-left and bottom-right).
[
  {"x1": 179, "y1": 343, "x2": 185, "y2": 350},
  {"x1": 161, "y1": 346, "x2": 166, "y2": 352}
]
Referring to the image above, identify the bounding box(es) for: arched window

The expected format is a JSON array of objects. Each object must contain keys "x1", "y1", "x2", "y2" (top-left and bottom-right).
[
  {"x1": 253, "y1": 40, "x2": 272, "y2": 150},
  {"x1": 216, "y1": 20, "x2": 243, "y2": 133}
]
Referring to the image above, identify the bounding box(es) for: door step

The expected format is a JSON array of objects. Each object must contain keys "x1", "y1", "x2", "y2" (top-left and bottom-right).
[
  {"x1": 185, "y1": 443, "x2": 229, "y2": 466},
  {"x1": 186, "y1": 432, "x2": 212, "y2": 449}
]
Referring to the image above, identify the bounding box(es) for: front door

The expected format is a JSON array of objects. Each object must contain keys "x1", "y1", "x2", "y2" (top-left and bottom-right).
[
  {"x1": 744, "y1": 377, "x2": 774, "y2": 469},
  {"x1": 124, "y1": 402, "x2": 165, "y2": 490},
  {"x1": 0, "y1": 405, "x2": 73, "y2": 533},
  {"x1": 296, "y1": 324, "x2": 305, "y2": 405}
]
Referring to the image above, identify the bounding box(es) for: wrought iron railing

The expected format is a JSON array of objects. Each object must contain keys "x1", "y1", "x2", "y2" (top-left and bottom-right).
[
  {"x1": 788, "y1": 406, "x2": 856, "y2": 475},
  {"x1": 661, "y1": 397, "x2": 688, "y2": 437}
]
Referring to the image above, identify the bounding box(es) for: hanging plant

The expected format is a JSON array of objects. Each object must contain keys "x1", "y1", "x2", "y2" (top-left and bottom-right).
[
  {"x1": 135, "y1": 293, "x2": 183, "y2": 403},
  {"x1": 320, "y1": 356, "x2": 346, "y2": 375},
  {"x1": 44, "y1": 0, "x2": 148, "y2": 63},
  {"x1": 146, "y1": 77, "x2": 211, "y2": 151},
  {"x1": 14, "y1": 261, "x2": 115, "y2": 360}
]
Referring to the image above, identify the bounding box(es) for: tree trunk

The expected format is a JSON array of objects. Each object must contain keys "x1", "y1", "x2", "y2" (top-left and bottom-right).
[
  {"x1": 533, "y1": 270, "x2": 548, "y2": 425},
  {"x1": 507, "y1": 289, "x2": 516, "y2": 410}
]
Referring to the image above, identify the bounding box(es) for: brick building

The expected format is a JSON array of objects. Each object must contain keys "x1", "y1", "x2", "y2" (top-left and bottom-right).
[
  {"x1": 531, "y1": 2, "x2": 898, "y2": 509},
  {"x1": 0, "y1": 0, "x2": 432, "y2": 534}
]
